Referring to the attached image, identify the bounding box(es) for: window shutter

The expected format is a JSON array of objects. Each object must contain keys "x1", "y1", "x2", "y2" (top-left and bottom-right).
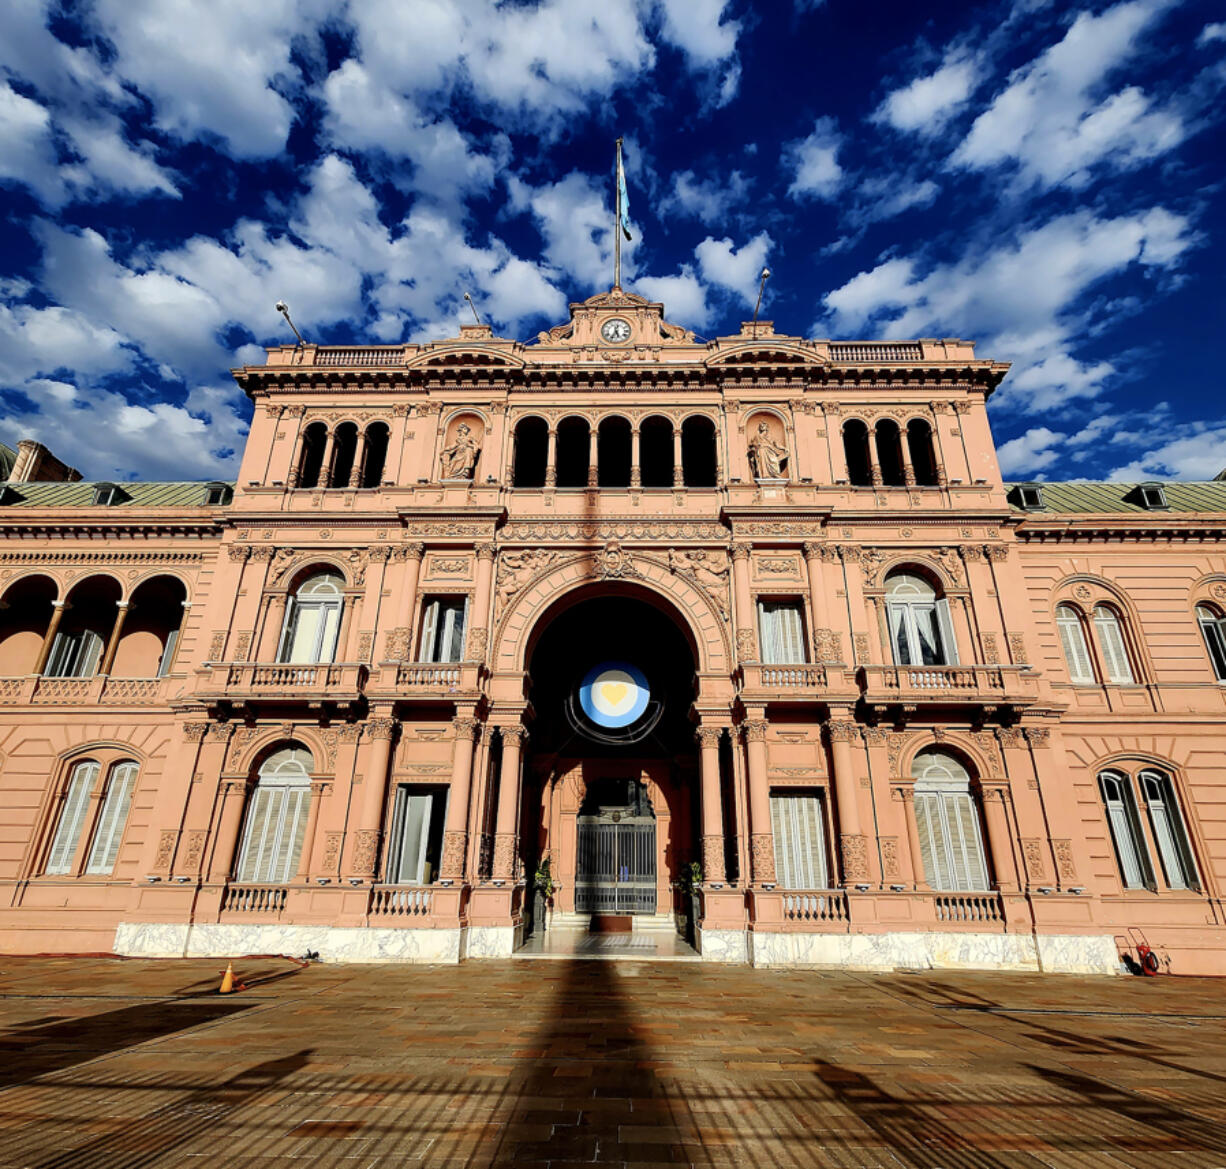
[
  {"x1": 442, "y1": 601, "x2": 467, "y2": 663},
  {"x1": 888, "y1": 604, "x2": 911, "y2": 665},
  {"x1": 46, "y1": 762, "x2": 98, "y2": 874},
  {"x1": 1057, "y1": 608, "x2": 1094, "y2": 684},
  {"x1": 318, "y1": 603, "x2": 341, "y2": 663},
  {"x1": 46, "y1": 631, "x2": 74, "y2": 677},
  {"x1": 1198, "y1": 608, "x2": 1226, "y2": 681},
  {"x1": 1140, "y1": 772, "x2": 1196, "y2": 890},
  {"x1": 935, "y1": 599, "x2": 958, "y2": 665},
  {"x1": 946, "y1": 792, "x2": 988, "y2": 890},
  {"x1": 420, "y1": 600, "x2": 440, "y2": 662},
  {"x1": 236, "y1": 787, "x2": 277, "y2": 882},
  {"x1": 1093, "y1": 609, "x2": 1133, "y2": 683},
  {"x1": 271, "y1": 787, "x2": 309, "y2": 882},
  {"x1": 757, "y1": 602, "x2": 778, "y2": 664},
  {"x1": 85, "y1": 762, "x2": 137, "y2": 874},
  {"x1": 389, "y1": 788, "x2": 434, "y2": 883},
  {"x1": 78, "y1": 630, "x2": 103, "y2": 676},
  {"x1": 914, "y1": 793, "x2": 951, "y2": 890},
  {"x1": 1099, "y1": 774, "x2": 1147, "y2": 889},
  {"x1": 157, "y1": 628, "x2": 179, "y2": 677},
  {"x1": 770, "y1": 792, "x2": 827, "y2": 889}
]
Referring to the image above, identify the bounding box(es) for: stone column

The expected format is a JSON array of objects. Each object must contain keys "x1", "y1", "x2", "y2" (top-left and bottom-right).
[
  {"x1": 731, "y1": 544, "x2": 756, "y2": 662},
  {"x1": 441, "y1": 712, "x2": 479, "y2": 880},
  {"x1": 630, "y1": 425, "x2": 641, "y2": 486},
  {"x1": 696, "y1": 726, "x2": 726, "y2": 885},
  {"x1": 827, "y1": 714, "x2": 869, "y2": 884},
  {"x1": 98, "y1": 601, "x2": 129, "y2": 676},
  {"x1": 899, "y1": 437, "x2": 916, "y2": 486},
  {"x1": 295, "y1": 780, "x2": 330, "y2": 881},
  {"x1": 349, "y1": 716, "x2": 396, "y2": 879},
  {"x1": 348, "y1": 429, "x2": 368, "y2": 488},
  {"x1": 468, "y1": 544, "x2": 495, "y2": 662},
  {"x1": 393, "y1": 543, "x2": 425, "y2": 659},
  {"x1": 34, "y1": 601, "x2": 66, "y2": 675},
  {"x1": 672, "y1": 425, "x2": 684, "y2": 486},
  {"x1": 586, "y1": 430, "x2": 598, "y2": 487},
  {"x1": 208, "y1": 779, "x2": 248, "y2": 883},
  {"x1": 898, "y1": 786, "x2": 929, "y2": 890},
  {"x1": 981, "y1": 786, "x2": 1019, "y2": 892},
  {"x1": 803, "y1": 542, "x2": 838, "y2": 663},
  {"x1": 742, "y1": 719, "x2": 775, "y2": 883},
  {"x1": 319, "y1": 428, "x2": 337, "y2": 488},
  {"x1": 492, "y1": 725, "x2": 525, "y2": 880},
  {"x1": 544, "y1": 427, "x2": 558, "y2": 487}
]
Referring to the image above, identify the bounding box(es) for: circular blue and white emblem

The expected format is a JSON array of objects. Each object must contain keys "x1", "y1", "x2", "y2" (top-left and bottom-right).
[{"x1": 578, "y1": 662, "x2": 650, "y2": 729}]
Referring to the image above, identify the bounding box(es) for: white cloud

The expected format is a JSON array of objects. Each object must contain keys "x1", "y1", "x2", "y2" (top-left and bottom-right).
[
  {"x1": 660, "y1": 169, "x2": 752, "y2": 226},
  {"x1": 1108, "y1": 428, "x2": 1226, "y2": 481},
  {"x1": 874, "y1": 53, "x2": 978, "y2": 134},
  {"x1": 0, "y1": 82, "x2": 61, "y2": 204},
  {"x1": 1198, "y1": 22, "x2": 1226, "y2": 45},
  {"x1": 636, "y1": 269, "x2": 711, "y2": 330},
  {"x1": 822, "y1": 207, "x2": 1195, "y2": 412},
  {"x1": 0, "y1": 302, "x2": 131, "y2": 383},
  {"x1": 996, "y1": 426, "x2": 1065, "y2": 475},
  {"x1": 785, "y1": 117, "x2": 845, "y2": 200},
  {"x1": 655, "y1": 0, "x2": 739, "y2": 65},
  {"x1": 951, "y1": 0, "x2": 1184, "y2": 189},
  {"x1": 694, "y1": 233, "x2": 772, "y2": 308},
  {"x1": 847, "y1": 176, "x2": 941, "y2": 227}
]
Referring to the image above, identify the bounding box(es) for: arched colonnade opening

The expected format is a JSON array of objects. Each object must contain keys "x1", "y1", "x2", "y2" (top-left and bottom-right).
[
  {"x1": 295, "y1": 420, "x2": 390, "y2": 489},
  {"x1": 842, "y1": 418, "x2": 940, "y2": 487}
]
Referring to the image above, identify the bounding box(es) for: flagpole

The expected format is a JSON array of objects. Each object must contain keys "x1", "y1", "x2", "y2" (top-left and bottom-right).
[{"x1": 614, "y1": 137, "x2": 623, "y2": 290}]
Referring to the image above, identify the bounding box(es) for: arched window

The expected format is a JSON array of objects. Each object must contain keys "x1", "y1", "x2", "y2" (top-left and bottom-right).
[
  {"x1": 1196, "y1": 604, "x2": 1226, "y2": 681},
  {"x1": 277, "y1": 572, "x2": 344, "y2": 664},
  {"x1": 235, "y1": 746, "x2": 313, "y2": 884},
  {"x1": 874, "y1": 420, "x2": 905, "y2": 486},
  {"x1": 85, "y1": 761, "x2": 138, "y2": 874},
  {"x1": 511, "y1": 417, "x2": 548, "y2": 487},
  {"x1": 329, "y1": 422, "x2": 358, "y2": 488},
  {"x1": 885, "y1": 572, "x2": 956, "y2": 666},
  {"x1": 907, "y1": 419, "x2": 939, "y2": 486},
  {"x1": 639, "y1": 415, "x2": 673, "y2": 487},
  {"x1": 554, "y1": 416, "x2": 591, "y2": 488},
  {"x1": 46, "y1": 575, "x2": 121, "y2": 678},
  {"x1": 1138, "y1": 769, "x2": 1198, "y2": 890},
  {"x1": 1056, "y1": 604, "x2": 1094, "y2": 684},
  {"x1": 681, "y1": 416, "x2": 717, "y2": 486},
  {"x1": 911, "y1": 750, "x2": 989, "y2": 891},
  {"x1": 597, "y1": 416, "x2": 632, "y2": 487},
  {"x1": 1098, "y1": 770, "x2": 1152, "y2": 890},
  {"x1": 1092, "y1": 605, "x2": 1134, "y2": 684},
  {"x1": 45, "y1": 760, "x2": 99, "y2": 874},
  {"x1": 297, "y1": 422, "x2": 327, "y2": 489},
  {"x1": 842, "y1": 420, "x2": 873, "y2": 486},
  {"x1": 361, "y1": 422, "x2": 389, "y2": 487}
]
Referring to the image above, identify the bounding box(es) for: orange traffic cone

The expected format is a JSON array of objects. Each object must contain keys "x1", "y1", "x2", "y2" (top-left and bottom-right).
[{"x1": 219, "y1": 961, "x2": 235, "y2": 994}]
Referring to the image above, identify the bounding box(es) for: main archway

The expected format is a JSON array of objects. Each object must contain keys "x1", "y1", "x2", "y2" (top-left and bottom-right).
[{"x1": 515, "y1": 587, "x2": 702, "y2": 933}]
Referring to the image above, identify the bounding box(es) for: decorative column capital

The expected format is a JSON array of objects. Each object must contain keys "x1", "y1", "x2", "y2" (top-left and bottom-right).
[
  {"x1": 695, "y1": 726, "x2": 723, "y2": 750},
  {"x1": 182, "y1": 722, "x2": 209, "y2": 743},
  {"x1": 475, "y1": 543, "x2": 496, "y2": 561},
  {"x1": 742, "y1": 720, "x2": 769, "y2": 743},
  {"x1": 452, "y1": 716, "x2": 480, "y2": 741},
  {"x1": 827, "y1": 719, "x2": 859, "y2": 744},
  {"x1": 403, "y1": 542, "x2": 425, "y2": 562},
  {"x1": 802, "y1": 540, "x2": 825, "y2": 561},
  {"x1": 730, "y1": 543, "x2": 751, "y2": 562},
  {"x1": 366, "y1": 717, "x2": 398, "y2": 742},
  {"x1": 205, "y1": 723, "x2": 235, "y2": 744},
  {"x1": 1023, "y1": 726, "x2": 1051, "y2": 749},
  {"x1": 499, "y1": 725, "x2": 527, "y2": 747}
]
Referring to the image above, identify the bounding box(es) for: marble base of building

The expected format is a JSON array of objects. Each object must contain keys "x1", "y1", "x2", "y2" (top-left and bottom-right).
[{"x1": 746, "y1": 930, "x2": 1120, "y2": 975}]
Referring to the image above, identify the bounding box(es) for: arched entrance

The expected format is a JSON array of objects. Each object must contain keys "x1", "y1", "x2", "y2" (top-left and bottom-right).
[{"x1": 516, "y1": 589, "x2": 701, "y2": 938}]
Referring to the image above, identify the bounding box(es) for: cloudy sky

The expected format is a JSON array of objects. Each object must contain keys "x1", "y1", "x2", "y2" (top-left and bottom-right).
[{"x1": 0, "y1": 0, "x2": 1223, "y2": 482}]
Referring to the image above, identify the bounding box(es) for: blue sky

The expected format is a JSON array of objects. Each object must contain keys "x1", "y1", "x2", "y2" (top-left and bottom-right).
[{"x1": 0, "y1": 0, "x2": 1223, "y2": 483}]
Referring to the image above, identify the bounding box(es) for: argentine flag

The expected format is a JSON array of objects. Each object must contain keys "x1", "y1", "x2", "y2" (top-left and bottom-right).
[{"x1": 617, "y1": 146, "x2": 632, "y2": 241}]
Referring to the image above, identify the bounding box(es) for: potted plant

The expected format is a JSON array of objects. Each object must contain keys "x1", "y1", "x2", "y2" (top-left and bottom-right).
[
  {"x1": 677, "y1": 860, "x2": 702, "y2": 945},
  {"x1": 533, "y1": 856, "x2": 557, "y2": 933}
]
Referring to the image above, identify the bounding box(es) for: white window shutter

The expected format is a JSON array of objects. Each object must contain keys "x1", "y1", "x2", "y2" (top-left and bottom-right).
[
  {"x1": 236, "y1": 787, "x2": 277, "y2": 882},
  {"x1": 46, "y1": 762, "x2": 98, "y2": 874},
  {"x1": 78, "y1": 630, "x2": 103, "y2": 676},
  {"x1": 1099, "y1": 774, "x2": 1147, "y2": 889},
  {"x1": 770, "y1": 792, "x2": 828, "y2": 889},
  {"x1": 1057, "y1": 607, "x2": 1094, "y2": 684},
  {"x1": 271, "y1": 787, "x2": 309, "y2": 882},
  {"x1": 1093, "y1": 608, "x2": 1133, "y2": 683},
  {"x1": 947, "y1": 792, "x2": 989, "y2": 890},
  {"x1": 85, "y1": 762, "x2": 137, "y2": 874},
  {"x1": 914, "y1": 794, "x2": 951, "y2": 890},
  {"x1": 157, "y1": 628, "x2": 179, "y2": 676},
  {"x1": 318, "y1": 603, "x2": 341, "y2": 663},
  {"x1": 389, "y1": 788, "x2": 434, "y2": 883},
  {"x1": 420, "y1": 600, "x2": 440, "y2": 662},
  {"x1": 1140, "y1": 772, "x2": 1196, "y2": 890},
  {"x1": 888, "y1": 604, "x2": 910, "y2": 665},
  {"x1": 935, "y1": 599, "x2": 958, "y2": 665}
]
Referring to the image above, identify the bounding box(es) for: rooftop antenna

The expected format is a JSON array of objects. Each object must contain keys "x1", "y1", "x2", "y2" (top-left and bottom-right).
[
  {"x1": 275, "y1": 300, "x2": 306, "y2": 347},
  {"x1": 751, "y1": 267, "x2": 771, "y2": 334},
  {"x1": 462, "y1": 291, "x2": 482, "y2": 326}
]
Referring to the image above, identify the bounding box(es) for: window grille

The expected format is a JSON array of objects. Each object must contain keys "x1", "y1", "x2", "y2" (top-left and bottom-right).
[
  {"x1": 770, "y1": 791, "x2": 828, "y2": 889},
  {"x1": 756, "y1": 600, "x2": 806, "y2": 664}
]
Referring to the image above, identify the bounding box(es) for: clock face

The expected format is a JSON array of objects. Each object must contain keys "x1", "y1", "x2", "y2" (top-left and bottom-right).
[{"x1": 600, "y1": 317, "x2": 632, "y2": 344}]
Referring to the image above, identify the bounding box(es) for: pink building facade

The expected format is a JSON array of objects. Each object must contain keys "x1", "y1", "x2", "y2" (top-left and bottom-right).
[{"x1": 2, "y1": 290, "x2": 1224, "y2": 974}]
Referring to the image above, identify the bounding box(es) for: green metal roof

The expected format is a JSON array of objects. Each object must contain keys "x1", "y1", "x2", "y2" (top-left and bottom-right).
[
  {"x1": 0, "y1": 481, "x2": 235, "y2": 509},
  {"x1": 1006, "y1": 481, "x2": 1226, "y2": 515}
]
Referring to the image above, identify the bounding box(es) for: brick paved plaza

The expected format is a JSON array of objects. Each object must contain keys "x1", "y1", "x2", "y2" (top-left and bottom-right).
[{"x1": 2, "y1": 956, "x2": 1226, "y2": 1168}]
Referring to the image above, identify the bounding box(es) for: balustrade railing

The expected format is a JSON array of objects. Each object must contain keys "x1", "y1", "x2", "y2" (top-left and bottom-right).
[
  {"x1": 860, "y1": 664, "x2": 1037, "y2": 707},
  {"x1": 933, "y1": 892, "x2": 1004, "y2": 924},
  {"x1": 782, "y1": 890, "x2": 850, "y2": 923},
  {"x1": 396, "y1": 662, "x2": 462, "y2": 688},
  {"x1": 220, "y1": 884, "x2": 288, "y2": 915},
  {"x1": 314, "y1": 347, "x2": 404, "y2": 367},
  {"x1": 828, "y1": 342, "x2": 924, "y2": 363},
  {"x1": 199, "y1": 661, "x2": 367, "y2": 700},
  {"x1": 369, "y1": 886, "x2": 433, "y2": 917}
]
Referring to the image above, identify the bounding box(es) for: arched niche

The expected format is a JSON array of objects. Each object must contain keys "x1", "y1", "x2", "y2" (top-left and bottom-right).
[{"x1": 439, "y1": 412, "x2": 485, "y2": 482}]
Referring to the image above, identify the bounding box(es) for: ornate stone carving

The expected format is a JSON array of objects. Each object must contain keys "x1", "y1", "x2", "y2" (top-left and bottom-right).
[
  {"x1": 730, "y1": 543, "x2": 750, "y2": 562},
  {"x1": 183, "y1": 722, "x2": 209, "y2": 743},
  {"x1": 597, "y1": 538, "x2": 638, "y2": 579},
  {"x1": 322, "y1": 832, "x2": 343, "y2": 874},
  {"x1": 887, "y1": 733, "x2": 906, "y2": 776},
  {"x1": 986, "y1": 544, "x2": 1010, "y2": 562},
  {"x1": 351, "y1": 829, "x2": 380, "y2": 876},
  {"x1": 1053, "y1": 839, "x2": 1077, "y2": 882},
  {"x1": 205, "y1": 723, "x2": 234, "y2": 743},
  {"x1": 339, "y1": 724, "x2": 363, "y2": 743},
  {"x1": 853, "y1": 633, "x2": 870, "y2": 663},
  {"x1": 453, "y1": 716, "x2": 479, "y2": 740},
  {"x1": 367, "y1": 717, "x2": 397, "y2": 741},
  {"x1": 748, "y1": 420, "x2": 789, "y2": 480},
  {"x1": 880, "y1": 837, "x2": 900, "y2": 879},
  {"x1": 932, "y1": 547, "x2": 964, "y2": 586},
  {"x1": 234, "y1": 631, "x2": 252, "y2": 662},
  {"x1": 750, "y1": 833, "x2": 776, "y2": 883},
  {"x1": 695, "y1": 727, "x2": 723, "y2": 750},
  {"x1": 466, "y1": 627, "x2": 488, "y2": 660},
  {"x1": 228, "y1": 545, "x2": 251, "y2": 563},
  {"x1": 858, "y1": 548, "x2": 886, "y2": 587},
  {"x1": 743, "y1": 720, "x2": 769, "y2": 743},
  {"x1": 403, "y1": 541, "x2": 425, "y2": 562},
  {"x1": 356, "y1": 631, "x2": 374, "y2": 662},
  {"x1": 1008, "y1": 633, "x2": 1028, "y2": 665},
  {"x1": 982, "y1": 632, "x2": 1000, "y2": 664},
  {"x1": 475, "y1": 543, "x2": 495, "y2": 561},
  {"x1": 702, "y1": 835, "x2": 726, "y2": 883},
  {"x1": 492, "y1": 833, "x2": 517, "y2": 880},
  {"x1": 153, "y1": 830, "x2": 177, "y2": 873},
  {"x1": 1024, "y1": 727, "x2": 1050, "y2": 748},
  {"x1": 827, "y1": 720, "x2": 859, "y2": 744},
  {"x1": 757, "y1": 556, "x2": 801, "y2": 578},
  {"x1": 840, "y1": 833, "x2": 870, "y2": 882},
  {"x1": 440, "y1": 829, "x2": 467, "y2": 879},
  {"x1": 1021, "y1": 839, "x2": 1046, "y2": 882},
  {"x1": 668, "y1": 548, "x2": 729, "y2": 617},
  {"x1": 207, "y1": 631, "x2": 226, "y2": 661},
  {"x1": 384, "y1": 626, "x2": 411, "y2": 660},
  {"x1": 181, "y1": 830, "x2": 207, "y2": 872},
  {"x1": 496, "y1": 548, "x2": 558, "y2": 615},
  {"x1": 736, "y1": 627, "x2": 758, "y2": 661}
]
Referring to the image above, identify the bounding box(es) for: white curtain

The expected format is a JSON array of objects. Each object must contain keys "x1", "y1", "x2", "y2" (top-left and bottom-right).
[
  {"x1": 757, "y1": 601, "x2": 806, "y2": 665},
  {"x1": 885, "y1": 573, "x2": 954, "y2": 666},
  {"x1": 770, "y1": 792, "x2": 828, "y2": 888},
  {"x1": 84, "y1": 761, "x2": 138, "y2": 874}
]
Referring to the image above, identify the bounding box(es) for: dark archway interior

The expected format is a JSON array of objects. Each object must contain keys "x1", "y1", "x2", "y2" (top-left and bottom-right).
[{"x1": 527, "y1": 593, "x2": 697, "y2": 758}]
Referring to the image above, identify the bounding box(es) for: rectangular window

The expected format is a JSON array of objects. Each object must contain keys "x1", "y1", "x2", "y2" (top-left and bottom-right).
[
  {"x1": 235, "y1": 784, "x2": 310, "y2": 883},
  {"x1": 914, "y1": 790, "x2": 989, "y2": 891},
  {"x1": 278, "y1": 602, "x2": 342, "y2": 664},
  {"x1": 1199, "y1": 609, "x2": 1226, "y2": 681},
  {"x1": 757, "y1": 600, "x2": 806, "y2": 664},
  {"x1": 419, "y1": 598, "x2": 468, "y2": 663},
  {"x1": 770, "y1": 791, "x2": 828, "y2": 889},
  {"x1": 386, "y1": 785, "x2": 448, "y2": 884},
  {"x1": 1099, "y1": 773, "x2": 1153, "y2": 890},
  {"x1": 85, "y1": 762, "x2": 138, "y2": 874},
  {"x1": 46, "y1": 761, "x2": 99, "y2": 874}
]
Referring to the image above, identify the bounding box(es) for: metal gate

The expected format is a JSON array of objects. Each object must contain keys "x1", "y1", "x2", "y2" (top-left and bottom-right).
[{"x1": 574, "y1": 820, "x2": 657, "y2": 914}]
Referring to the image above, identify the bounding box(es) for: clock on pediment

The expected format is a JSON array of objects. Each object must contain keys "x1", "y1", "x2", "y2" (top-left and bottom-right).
[{"x1": 600, "y1": 316, "x2": 632, "y2": 344}]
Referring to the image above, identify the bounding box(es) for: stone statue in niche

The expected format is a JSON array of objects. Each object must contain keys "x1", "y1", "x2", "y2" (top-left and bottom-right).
[
  {"x1": 748, "y1": 420, "x2": 788, "y2": 480},
  {"x1": 441, "y1": 422, "x2": 480, "y2": 480}
]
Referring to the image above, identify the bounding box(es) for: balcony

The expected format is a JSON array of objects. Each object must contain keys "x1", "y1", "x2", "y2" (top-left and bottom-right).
[
  {"x1": 859, "y1": 664, "x2": 1038, "y2": 714},
  {"x1": 367, "y1": 660, "x2": 485, "y2": 701},
  {"x1": 738, "y1": 662, "x2": 829, "y2": 701},
  {"x1": 196, "y1": 661, "x2": 368, "y2": 705},
  {"x1": 0, "y1": 675, "x2": 178, "y2": 706}
]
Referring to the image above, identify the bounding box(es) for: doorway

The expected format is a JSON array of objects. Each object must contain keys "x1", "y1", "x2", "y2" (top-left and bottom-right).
[{"x1": 574, "y1": 778, "x2": 657, "y2": 914}]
